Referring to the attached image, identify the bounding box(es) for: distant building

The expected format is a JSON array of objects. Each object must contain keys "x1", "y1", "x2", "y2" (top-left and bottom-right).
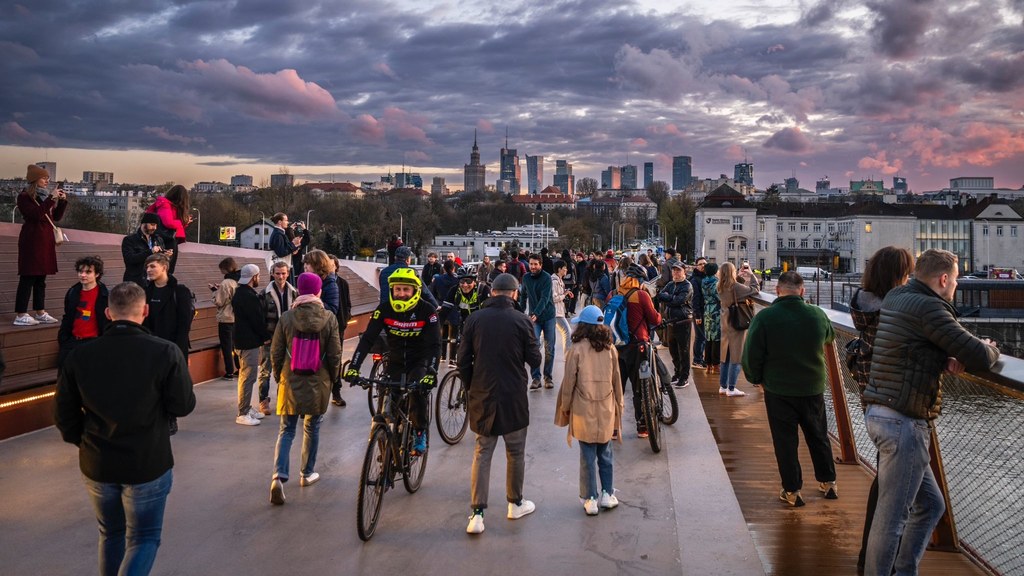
[
  {"x1": 463, "y1": 131, "x2": 487, "y2": 193},
  {"x1": 426, "y1": 224, "x2": 560, "y2": 262},
  {"x1": 499, "y1": 132, "x2": 521, "y2": 194},
  {"x1": 193, "y1": 181, "x2": 229, "y2": 193},
  {"x1": 583, "y1": 195, "x2": 657, "y2": 221},
  {"x1": 620, "y1": 164, "x2": 638, "y2": 190},
  {"x1": 83, "y1": 171, "x2": 114, "y2": 185},
  {"x1": 300, "y1": 182, "x2": 364, "y2": 198},
  {"x1": 36, "y1": 162, "x2": 57, "y2": 186},
  {"x1": 554, "y1": 160, "x2": 574, "y2": 195},
  {"x1": 672, "y1": 156, "x2": 692, "y2": 190},
  {"x1": 734, "y1": 162, "x2": 754, "y2": 187},
  {"x1": 270, "y1": 173, "x2": 294, "y2": 189},
  {"x1": 601, "y1": 166, "x2": 621, "y2": 190},
  {"x1": 850, "y1": 179, "x2": 885, "y2": 195},
  {"x1": 893, "y1": 176, "x2": 908, "y2": 194},
  {"x1": 525, "y1": 155, "x2": 543, "y2": 195},
  {"x1": 643, "y1": 162, "x2": 654, "y2": 189},
  {"x1": 784, "y1": 176, "x2": 799, "y2": 194},
  {"x1": 510, "y1": 186, "x2": 576, "y2": 211},
  {"x1": 239, "y1": 218, "x2": 274, "y2": 250},
  {"x1": 230, "y1": 174, "x2": 254, "y2": 187},
  {"x1": 431, "y1": 176, "x2": 448, "y2": 196},
  {"x1": 71, "y1": 194, "x2": 148, "y2": 234}
]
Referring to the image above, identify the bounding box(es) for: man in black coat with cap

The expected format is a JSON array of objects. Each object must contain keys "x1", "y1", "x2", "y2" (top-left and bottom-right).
[{"x1": 122, "y1": 213, "x2": 173, "y2": 287}]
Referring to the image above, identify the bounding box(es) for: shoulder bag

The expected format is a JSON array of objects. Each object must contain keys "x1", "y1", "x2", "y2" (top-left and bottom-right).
[{"x1": 727, "y1": 285, "x2": 755, "y2": 331}]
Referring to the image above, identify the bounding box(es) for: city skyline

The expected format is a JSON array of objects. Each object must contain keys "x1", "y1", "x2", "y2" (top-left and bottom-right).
[{"x1": 2, "y1": 0, "x2": 1022, "y2": 192}]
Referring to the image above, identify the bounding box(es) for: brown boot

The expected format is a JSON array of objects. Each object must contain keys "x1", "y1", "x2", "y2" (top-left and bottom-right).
[{"x1": 259, "y1": 398, "x2": 272, "y2": 416}]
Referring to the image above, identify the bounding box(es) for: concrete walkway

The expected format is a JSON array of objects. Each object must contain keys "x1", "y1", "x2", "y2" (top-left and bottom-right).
[{"x1": 0, "y1": 339, "x2": 762, "y2": 575}]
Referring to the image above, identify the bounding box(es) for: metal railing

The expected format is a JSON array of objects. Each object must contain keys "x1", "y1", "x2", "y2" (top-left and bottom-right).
[{"x1": 752, "y1": 294, "x2": 1024, "y2": 576}]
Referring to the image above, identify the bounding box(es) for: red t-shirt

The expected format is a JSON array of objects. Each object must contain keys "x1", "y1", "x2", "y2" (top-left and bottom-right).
[{"x1": 72, "y1": 285, "x2": 101, "y2": 340}]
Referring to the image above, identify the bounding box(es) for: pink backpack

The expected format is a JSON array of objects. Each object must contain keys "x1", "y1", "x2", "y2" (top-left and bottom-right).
[{"x1": 289, "y1": 332, "x2": 323, "y2": 375}]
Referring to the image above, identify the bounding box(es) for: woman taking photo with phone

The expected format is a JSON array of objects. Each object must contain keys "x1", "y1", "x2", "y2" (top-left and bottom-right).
[{"x1": 14, "y1": 164, "x2": 68, "y2": 326}]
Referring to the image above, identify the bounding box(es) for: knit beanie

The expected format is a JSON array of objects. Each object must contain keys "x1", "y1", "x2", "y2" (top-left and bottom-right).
[
  {"x1": 27, "y1": 164, "x2": 49, "y2": 183},
  {"x1": 297, "y1": 272, "x2": 323, "y2": 296}
]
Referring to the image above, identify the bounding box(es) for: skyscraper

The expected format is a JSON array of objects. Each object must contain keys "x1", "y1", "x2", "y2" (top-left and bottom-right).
[
  {"x1": 526, "y1": 154, "x2": 544, "y2": 195},
  {"x1": 893, "y1": 176, "x2": 908, "y2": 194},
  {"x1": 270, "y1": 173, "x2": 294, "y2": 189},
  {"x1": 643, "y1": 162, "x2": 654, "y2": 189},
  {"x1": 499, "y1": 129, "x2": 521, "y2": 194},
  {"x1": 601, "y1": 166, "x2": 621, "y2": 189},
  {"x1": 620, "y1": 164, "x2": 637, "y2": 190},
  {"x1": 463, "y1": 131, "x2": 486, "y2": 193},
  {"x1": 672, "y1": 156, "x2": 692, "y2": 190},
  {"x1": 554, "y1": 160, "x2": 574, "y2": 195},
  {"x1": 734, "y1": 162, "x2": 754, "y2": 186}
]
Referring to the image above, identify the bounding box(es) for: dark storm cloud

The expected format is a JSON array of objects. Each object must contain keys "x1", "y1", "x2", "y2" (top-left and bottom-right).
[{"x1": 0, "y1": 0, "x2": 1021, "y2": 190}]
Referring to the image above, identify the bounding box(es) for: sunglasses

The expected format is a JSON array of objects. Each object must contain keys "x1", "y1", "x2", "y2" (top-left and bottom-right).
[{"x1": 459, "y1": 279, "x2": 475, "y2": 284}]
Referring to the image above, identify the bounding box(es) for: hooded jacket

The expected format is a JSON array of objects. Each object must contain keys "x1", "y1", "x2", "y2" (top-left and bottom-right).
[{"x1": 270, "y1": 301, "x2": 342, "y2": 416}]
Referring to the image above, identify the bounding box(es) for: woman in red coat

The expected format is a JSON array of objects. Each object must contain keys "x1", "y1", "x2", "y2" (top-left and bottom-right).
[
  {"x1": 15, "y1": 164, "x2": 68, "y2": 326},
  {"x1": 145, "y1": 184, "x2": 191, "y2": 273}
]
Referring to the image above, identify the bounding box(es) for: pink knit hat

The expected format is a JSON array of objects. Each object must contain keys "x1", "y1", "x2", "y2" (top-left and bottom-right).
[{"x1": 297, "y1": 272, "x2": 322, "y2": 296}]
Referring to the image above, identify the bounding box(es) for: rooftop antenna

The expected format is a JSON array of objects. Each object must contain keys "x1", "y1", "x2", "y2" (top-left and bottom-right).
[{"x1": 505, "y1": 126, "x2": 508, "y2": 149}]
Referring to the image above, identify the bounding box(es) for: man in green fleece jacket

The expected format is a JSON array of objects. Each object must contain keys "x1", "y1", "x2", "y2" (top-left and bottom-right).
[{"x1": 742, "y1": 271, "x2": 837, "y2": 508}]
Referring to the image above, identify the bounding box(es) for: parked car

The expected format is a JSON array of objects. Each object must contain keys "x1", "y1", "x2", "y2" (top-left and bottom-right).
[{"x1": 796, "y1": 266, "x2": 831, "y2": 280}]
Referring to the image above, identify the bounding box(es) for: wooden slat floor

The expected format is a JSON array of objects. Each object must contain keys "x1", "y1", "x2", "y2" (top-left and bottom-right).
[{"x1": 690, "y1": 367, "x2": 989, "y2": 575}]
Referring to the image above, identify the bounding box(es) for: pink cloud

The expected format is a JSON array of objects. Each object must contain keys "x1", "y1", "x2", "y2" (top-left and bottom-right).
[
  {"x1": 351, "y1": 114, "x2": 385, "y2": 144},
  {"x1": 143, "y1": 126, "x2": 206, "y2": 146},
  {"x1": 382, "y1": 106, "x2": 433, "y2": 145},
  {"x1": 406, "y1": 150, "x2": 429, "y2": 162},
  {"x1": 374, "y1": 62, "x2": 398, "y2": 80},
  {"x1": 857, "y1": 151, "x2": 904, "y2": 175},
  {"x1": 725, "y1": 144, "x2": 745, "y2": 160},
  {"x1": 476, "y1": 119, "x2": 494, "y2": 134},
  {"x1": 631, "y1": 138, "x2": 648, "y2": 148},
  {"x1": 899, "y1": 122, "x2": 1024, "y2": 169},
  {"x1": 1, "y1": 121, "x2": 58, "y2": 145},
  {"x1": 646, "y1": 123, "x2": 684, "y2": 137},
  {"x1": 764, "y1": 126, "x2": 812, "y2": 153}
]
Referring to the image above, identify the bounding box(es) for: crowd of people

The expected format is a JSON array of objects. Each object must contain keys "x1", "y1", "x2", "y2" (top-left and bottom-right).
[{"x1": 17, "y1": 174, "x2": 994, "y2": 575}]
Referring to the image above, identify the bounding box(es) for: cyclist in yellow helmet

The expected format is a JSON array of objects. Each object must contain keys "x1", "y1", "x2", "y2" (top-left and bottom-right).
[{"x1": 345, "y1": 267, "x2": 441, "y2": 454}]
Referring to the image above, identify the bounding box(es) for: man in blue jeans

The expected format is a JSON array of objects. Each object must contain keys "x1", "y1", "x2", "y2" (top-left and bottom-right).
[
  {"x1": 520, "y1": 254, "x2": 555, "y2": 389},
  {"x1": 56, "y1": 282, "x2": 196, "y2": 576},
  {"x1": 862, "y1": 249, "x2": 999, "y2": 576}
]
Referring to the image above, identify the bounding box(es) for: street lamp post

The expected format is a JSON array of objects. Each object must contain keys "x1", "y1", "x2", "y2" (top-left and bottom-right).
[
  {"x1": 611, "y1": 221, "x2": 619, "y2": 251},
  {"x1": 11, "y1": 206, "x2": 16, "y2": 223},
  {"x1": 531, "y1": 213, "x2": 536, "y2": 252},
  {"x1": 397, "y1": 212, "x2": 403, "y2": 242},
  {"x1": 192, "y1": 207, "x2": 201, "y2": 244},
  {"x1": 259, "y1": 211, "x2": 266, "y2": 249},
  {"x1": 307, "y1": 209, "x2": 315, "y2": 234}
]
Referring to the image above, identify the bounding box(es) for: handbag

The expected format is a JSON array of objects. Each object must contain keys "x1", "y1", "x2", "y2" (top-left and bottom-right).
[
  {"x1": 44, "y1": 213, "x2": 67, "y2": 245},
  {"x1": 727, "y1": 285, "x2": 755, "y2": 331}
]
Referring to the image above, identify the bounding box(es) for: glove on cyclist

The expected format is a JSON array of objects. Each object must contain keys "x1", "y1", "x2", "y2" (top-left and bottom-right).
[
  {"x1": 418, "y1": 373, "x2": 437, "y2": 389},
  {"x1": 343, "y1": 366, "x2": 360, "y2": 383}
]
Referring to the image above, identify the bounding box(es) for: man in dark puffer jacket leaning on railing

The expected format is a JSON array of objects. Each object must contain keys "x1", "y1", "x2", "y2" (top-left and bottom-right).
[{"x1": 861, "y1": 249, "x2": 999, "y2": 576}]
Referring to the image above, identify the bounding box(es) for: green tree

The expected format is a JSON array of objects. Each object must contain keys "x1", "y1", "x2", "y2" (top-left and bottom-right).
[
  {"x1": 576, "y1": 177, "x2": 598, "y2": 197},
  {"x1": 61, "y1": 203, "x2": 120, "y2": 234},
  {"x1": 660, "y1": 195, "x2": 698, "y2": 260},
  {"x1": 646, "y1": 180, "x2": 670, "y2": 207}
]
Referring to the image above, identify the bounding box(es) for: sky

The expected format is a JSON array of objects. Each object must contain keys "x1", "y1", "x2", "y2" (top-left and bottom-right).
[{"x1": 2, "y1": 0, "x2": 1023, "y2": 192}]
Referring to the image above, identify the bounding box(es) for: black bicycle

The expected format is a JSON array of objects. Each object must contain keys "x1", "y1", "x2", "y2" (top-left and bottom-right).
[
  {"x1": 351, "y1": 375, "x2": 431, "y2": 541},
  {"x1": 634, "y1": 319, "x2": 688, "y2": 452},
  {"x1": 435, "y1": 367, "x2": 469, "y2": 444}
]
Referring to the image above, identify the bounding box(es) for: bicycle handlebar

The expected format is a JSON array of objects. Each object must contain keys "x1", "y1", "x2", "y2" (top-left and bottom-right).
[
  {"x1": 350, "y1": 376, "x2": 421, "y2": 392},
  {"x1": 653, "y1": 316, "x2": 693, "y2": 329}
]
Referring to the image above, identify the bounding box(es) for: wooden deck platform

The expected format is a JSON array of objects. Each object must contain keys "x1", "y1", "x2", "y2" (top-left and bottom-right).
[{"x1": 691, "y1": 367, "x2": 989, "y2": 575}]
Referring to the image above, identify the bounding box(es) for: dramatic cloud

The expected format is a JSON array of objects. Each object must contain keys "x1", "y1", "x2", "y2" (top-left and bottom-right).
[{"x1": 0, "y1": 0, "x2": 1020, "y2": 190}]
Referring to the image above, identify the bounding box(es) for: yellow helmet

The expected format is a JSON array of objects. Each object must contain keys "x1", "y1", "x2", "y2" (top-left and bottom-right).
[{"x1": 388, "y1": 268, "x2": 422, "y2": 313}]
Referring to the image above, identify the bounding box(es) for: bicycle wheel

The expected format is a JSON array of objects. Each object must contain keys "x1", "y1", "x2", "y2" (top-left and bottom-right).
[
  {"x1": 642, "y1": 377, "x2": 662, "y2": 453},
  {"x1": 403, "y1": 422, "x2": 429, "y2": 493},
  {"x1": 357, "y1": 425, "x2": 390, "y2": 541},
  {"x1": 367, "y1": 359, "x2": 386, "y2": 417},
  {"x1": 435, "y1": 370, "x2": 469, "y2": 444},
  {"x1": 659, "y1": 376, "x2": 679, "y2": 425}
]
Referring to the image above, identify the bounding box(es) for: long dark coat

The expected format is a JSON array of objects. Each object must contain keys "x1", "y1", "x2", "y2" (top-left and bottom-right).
[{"x1": 17, "y1": 190, "x2": 68, "y2": 276}]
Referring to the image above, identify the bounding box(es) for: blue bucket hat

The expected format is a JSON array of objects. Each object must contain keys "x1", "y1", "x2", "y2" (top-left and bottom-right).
[{"x1": 571, "y1": 305, "x2": 605, "y2": 326}]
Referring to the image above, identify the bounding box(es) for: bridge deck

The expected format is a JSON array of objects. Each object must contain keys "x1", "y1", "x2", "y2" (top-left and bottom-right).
[{"x1": 0, "y1": 338, "x2": 989, "y2": 575}]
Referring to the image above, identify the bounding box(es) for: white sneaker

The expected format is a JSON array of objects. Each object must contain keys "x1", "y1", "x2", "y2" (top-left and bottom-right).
[
  {"x1": 270, "y1": 479, "x2": 285, "y2": 505},
  {"x1": 599, "y1": 490, "x2": 619, "y2": 509},
  {"x1": 466, "y1": 513, "x2": 485, "y2": 534},
  {"x1": 235, "y1": 413, "x2": 261, "y2": 426},
  {"x1": 248, "y1": 407, "x2": 265, "y2": 420},
  {"x1": 507, "y1": 499, "x2": 536, "y2": 519},
  {"x1": 726, "y1": 388, "x2": 747, "y2": 397},
  {"x1": 584, "y1": 498, "x2": 599, "y2": 516},
  {"x1": 719, "y1": 387, "x2": 728, "y2": 395},
  {"x1": 300, "y1": 472, "x2": 320, "y2": 486},
  {"x1": 34, "y1": 312, "x2": 59, "y2": 324},
  {"x1": 13, "y1": 314, "x2": 39, "y2": 326}
]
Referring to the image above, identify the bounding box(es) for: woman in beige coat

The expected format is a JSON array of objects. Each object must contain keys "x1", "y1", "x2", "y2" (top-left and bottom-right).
[
  {"x1": 555, "y1": 305, "x2": 623, "y2": 516},
  {"x1": 717, "y1": 262, "x2": 760, "y2": 396}
]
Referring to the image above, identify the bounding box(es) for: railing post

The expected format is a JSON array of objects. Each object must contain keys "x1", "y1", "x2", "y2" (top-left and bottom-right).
[
  {"x1": 928, "y1": 426, "x2": 960, "y2": 551},
  {"x1": 824, "y1": 341, "x2": 859, "y2": 464}
]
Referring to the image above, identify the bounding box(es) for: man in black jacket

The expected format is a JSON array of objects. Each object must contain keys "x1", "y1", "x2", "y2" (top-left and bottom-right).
[
  {"x1": 657, "y1": 261, "x2": 693, "y2": 387},
  {"x1": 56, "y1": 281, "x2": 195, "y2": 576},
  {"x1": 58, "y1": 256, "x2": 110, "y2": 372},
  {"x1": 458, "y1": 273, "x2": 541, "y2": 535},
  {"x1": 142, "y1": 254, "x2": 193, "y2": 360},
  {"x1": 122, "y1": 213, "x2": 171, "y2": 287},
  {"x1": 862, "y1": 249, "x2": 999, "y2": 576},
  {"x1": 232, "y1": 264, "x2": 271, "y2": 426},
  {"x1": 688, "y1": 257, "x2": 708, "y2": 368}
]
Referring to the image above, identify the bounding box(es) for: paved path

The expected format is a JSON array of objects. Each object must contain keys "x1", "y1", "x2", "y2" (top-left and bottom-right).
[{"x1": 1, "y1": 339, "x2": 762, "y2": 576}]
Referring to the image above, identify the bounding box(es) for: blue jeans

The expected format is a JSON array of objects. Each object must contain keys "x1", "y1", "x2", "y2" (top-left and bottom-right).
[
  {"x1": 273, "y1": 414, "x2": 323, "y2": 481},
  {"x1": 719, "y1": 362, "x2": 742, "y2": 390},
  {"x1": 693, "y1": 322, "x2": 707, "y2": 365},
  {"x1": 864, "y1": 404, "x2": 946, "y2": 576},
  {"x1": 532, "y1": 317, "x2": 556, "y2": 380},
  {"x1": 579, "y1": 441, "x2": 614, "y2": 500},
  {"x1": 82, "y1": 468, "x2": 173, "y2": 576}
]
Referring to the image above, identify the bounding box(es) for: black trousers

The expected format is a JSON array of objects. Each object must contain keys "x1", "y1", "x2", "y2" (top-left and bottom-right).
[
  {"x1": 217, "y1": 322, "x2": 236, "y2": 375},
  {"x1": 617, "y1": 343, "x2": 643, "y2": 430},
  {"x1": 763, "y1": 390, "x2": 836, "y2": 492},
  {"x1": 15, "y1": 275, "x2": 47, "y2": 313},
  {"x1": 705, "y1": 339, "x2": 721, "y2": 366},
  {"x1": 666, "y1": 322, "x2": 692, "y2": 380}
]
